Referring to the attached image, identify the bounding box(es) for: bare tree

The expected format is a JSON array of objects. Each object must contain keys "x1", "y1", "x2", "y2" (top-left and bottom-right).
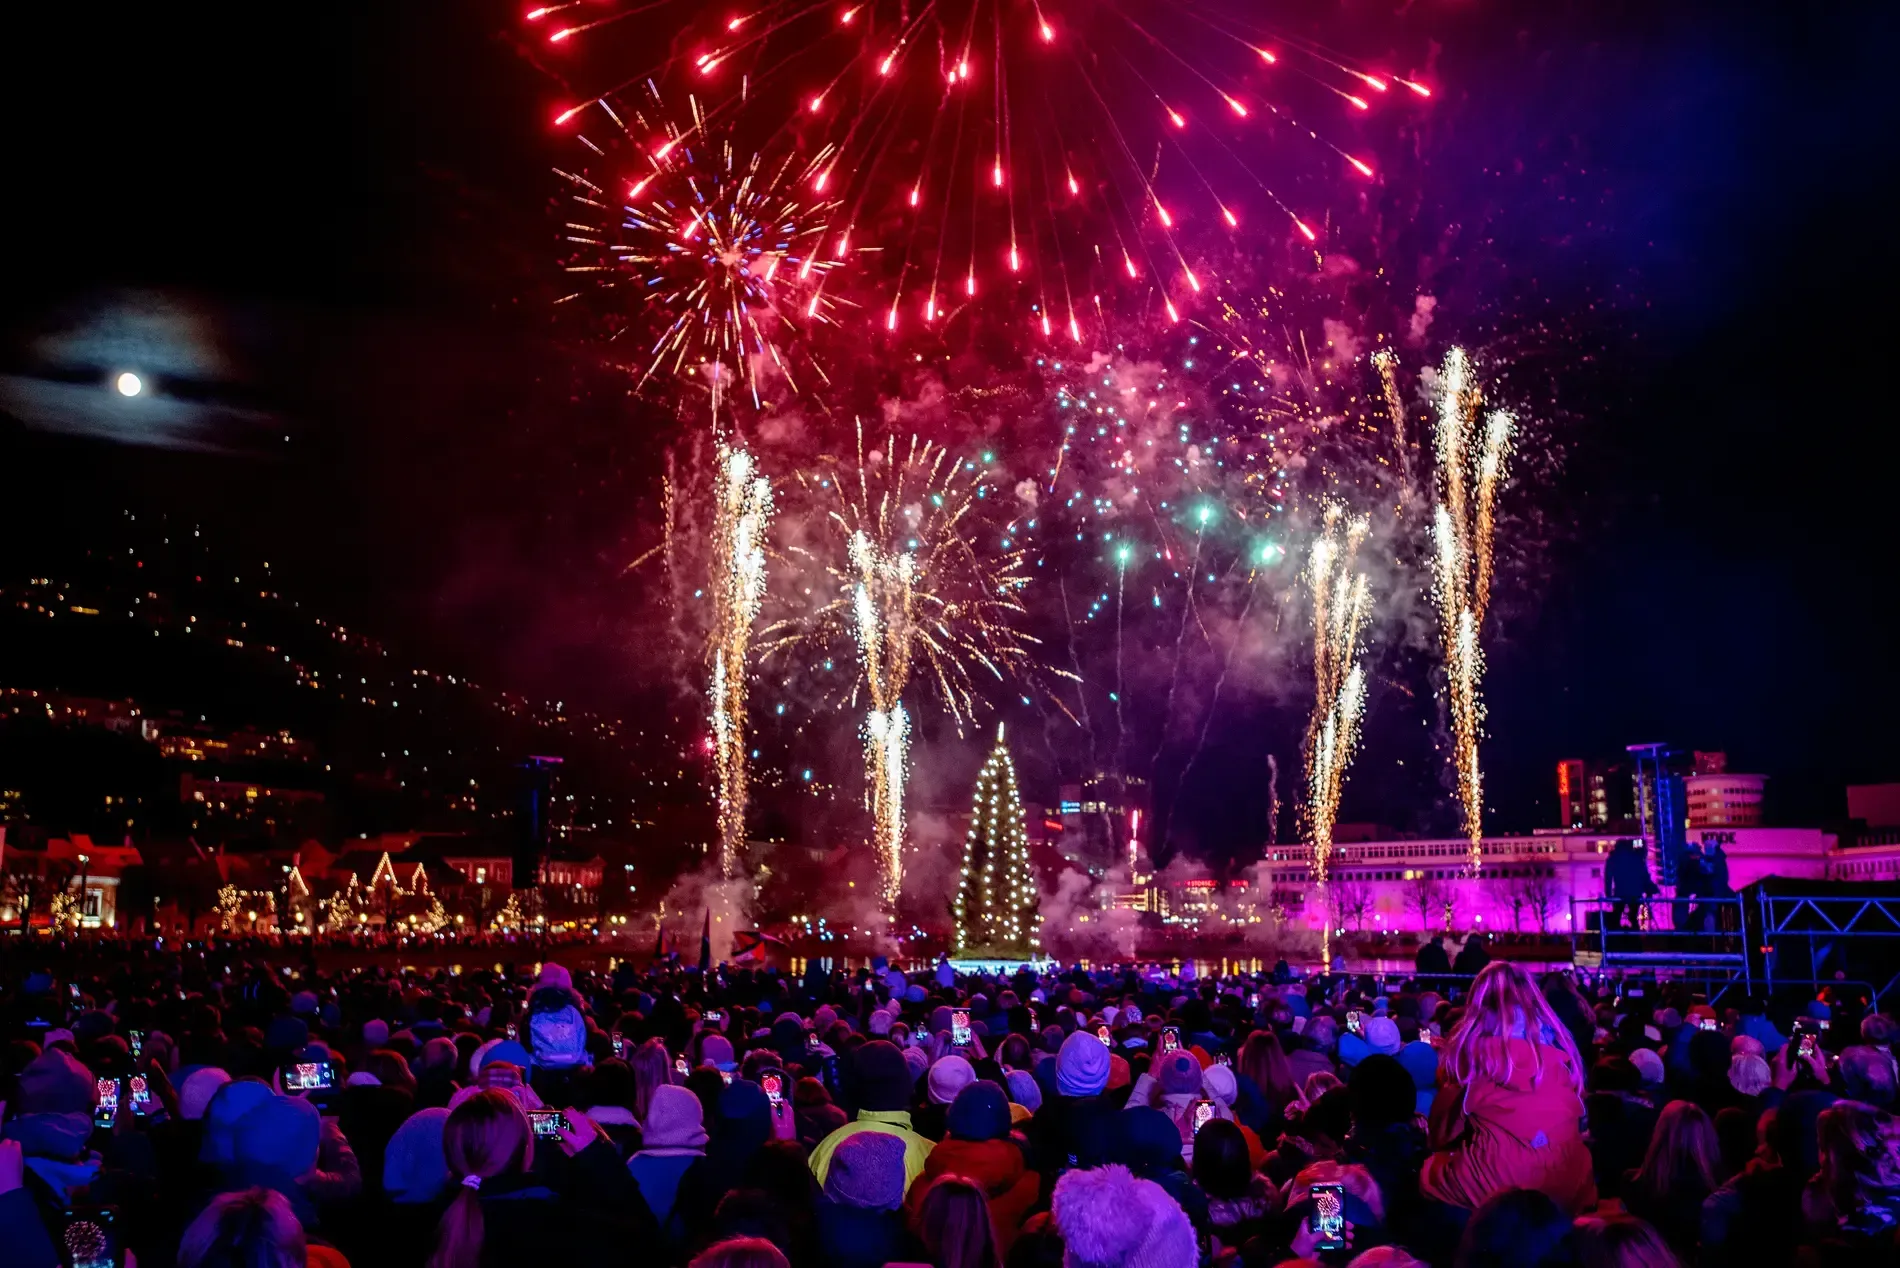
[
  {"x1": 1331, "y1": 877, "x2": 1375, "y2": 933},
  {"x1": 1409, "y1": 872, "x2": 1447, "y2": 933},
  {"x1": 1522, "y1": 868, "x2": 1562, "y2": 933}
]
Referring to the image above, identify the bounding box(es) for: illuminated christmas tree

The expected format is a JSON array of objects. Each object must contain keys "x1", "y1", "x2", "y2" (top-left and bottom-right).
[{"x1": 953, "y1": 725, "x2": 1041, "y2": 959}]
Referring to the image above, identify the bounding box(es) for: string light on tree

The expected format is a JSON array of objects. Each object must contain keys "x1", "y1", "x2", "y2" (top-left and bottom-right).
[{"x1": 953, "y1": 723, "x2": 1040, "y2": 960}]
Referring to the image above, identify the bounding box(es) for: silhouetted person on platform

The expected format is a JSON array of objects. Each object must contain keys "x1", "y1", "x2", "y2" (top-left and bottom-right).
[
  {"x1": 1416, "y1": 935, "x2": 1452, "y2": 993},
  {"x1": 1453, "y1": 933, "x2": 1490, "y2": 982},
  {"x1": 1606, "y1": 840, "x2": 1658, "y2": 934}
]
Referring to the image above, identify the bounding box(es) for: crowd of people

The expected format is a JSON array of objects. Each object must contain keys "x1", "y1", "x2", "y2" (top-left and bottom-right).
[{"x1": 1, "y1": 940, "x2": 1897, "y2": 1268}]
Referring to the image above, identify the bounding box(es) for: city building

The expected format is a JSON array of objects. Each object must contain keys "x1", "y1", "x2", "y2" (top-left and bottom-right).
[
  {"x1": 1256, "y1": 825, "x2": 1855, "y2": 936},
  {"x1": 1685, "y1": 772, "x2": 1767, "y2": 828},
  {"x1": 1556, "y1": 759, "x2": 1587, "y2": 829},
  {"x1": 1847, "y1": 784, "x2": 1900, "y2": 832},
  {"x1": 0, "y1": 830, "x2": 141, "y2": 929},
  {"x1": 1053, "y1": 773, "x2": 1150, "y2": 876}
]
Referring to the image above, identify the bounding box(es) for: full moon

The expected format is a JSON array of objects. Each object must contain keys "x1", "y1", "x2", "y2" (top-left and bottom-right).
[{"x1": 115, "y1": 371, "x2": 143, "y2": 397}]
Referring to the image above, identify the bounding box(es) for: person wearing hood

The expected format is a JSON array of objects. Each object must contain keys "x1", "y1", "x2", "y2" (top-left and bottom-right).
[
  {"x1": 905, "y1": 1080, "x2": 1039, "y2": 1253},
  {"x1": 1050, "y1": 1162, "x2": 1199, "y2": 1268},
  {"x1": 526, "y1": 962, "x2": 592, "y2": 1081},
  {"x1": 807, "y1": 1040, "x2": 934, "y2": 1195},
  {"x1": 1036, "y1": 1029, "x2": 1119, "y2": 1183},
  {"x1": 1419, "y1": 963, "x2": 1596, "y2": 1216},
  {"x1": 628, "y1": 1084, "x2": 708, "y2": 1251},
  {"x1": 0, "y1": 1048, "x2": 152, "y2": 1268},
  {"x1": 816, "y1": 1130, "x2": 923, "y2": 1268}
]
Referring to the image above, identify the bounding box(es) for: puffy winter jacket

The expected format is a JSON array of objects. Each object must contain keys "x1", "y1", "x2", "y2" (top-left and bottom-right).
[
  {"x1": 906, "y1": 1137, "x2": 1039, "y2": 1252},
  {"x1": 1419, "y1": 1037, "x2": 1595, "y2": 1214}
]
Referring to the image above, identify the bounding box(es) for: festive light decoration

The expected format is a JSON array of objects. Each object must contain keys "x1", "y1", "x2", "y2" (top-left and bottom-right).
[
  {"x1": 1428, "y1": 347, "x2": 1514, "y2": 873},
  {"x1": 1303, "y1": 504, "x2": 1372, "y2": 921},
  {"x1": 491, "y1": 892, "x2": 524, "y2": 932},
  {"x1": 323, "y1": 876, "x2": 364, "y2": 933},
  {"x1": 709, "y1": 445, "x2": 774, "y2": 878},
  {"x1": 953, "y1": 723, "x2": 1040, "y2": 958}
]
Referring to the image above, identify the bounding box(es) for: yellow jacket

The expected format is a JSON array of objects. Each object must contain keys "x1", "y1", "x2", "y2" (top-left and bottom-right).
[{"x1": 807, "y1": 1108, "x2": 935, "y2": 1194}]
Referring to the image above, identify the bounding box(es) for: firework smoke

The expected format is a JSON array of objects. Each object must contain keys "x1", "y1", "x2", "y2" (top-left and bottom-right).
[
  {"x1": 709, "y1": 445, "x2": 774, "y2": 879},
  {"x1": 1428, "y1": 348, "x2": 1514, "y2": 872}
]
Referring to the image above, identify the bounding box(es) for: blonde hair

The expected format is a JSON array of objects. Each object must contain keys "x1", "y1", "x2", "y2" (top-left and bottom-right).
[
  {"x1": 178, "y1": 1187, "x2": 306, "y2": 1268},
  {"x1": 630, "y1": 1036, "x2": 674, "y2": 1123},
  {"x1": 688, "y1": 1238, "x2": 792, "y2": 1268},
  {"x1": 1573, "y1": 1214, "x2": 1682, "y2": 1268},
  {"x1": 429, "y1": 1089, "x2": 534, "y2": 1268},
  {"x1": 1630, "y1": 1101, "x2": 1718, "y2": 1204},
  {"x1": 1444, "y1": 962, "x2": 1584, "y2": 1092}
]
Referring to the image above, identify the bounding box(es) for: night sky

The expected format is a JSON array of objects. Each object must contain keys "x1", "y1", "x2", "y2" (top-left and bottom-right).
[{"x1": 3, "y1": 1, "x2": 1896, "y2": 846}]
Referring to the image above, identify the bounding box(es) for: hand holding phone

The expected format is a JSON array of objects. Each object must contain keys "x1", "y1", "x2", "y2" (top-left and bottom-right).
[
  {"x1": 762, "y1": 1072, "x2": 784, "y2": 1106},
  {"x1": 1160, "y1": 1026, "x2": 1181, "y2": 1053},
  {"x1": 1308, "y1": 1182, "x2": 1349, "y2": 1253},
  {"x1": 1095, "y1": 1025, "x2": 1113, "y2": 1048},
  {"x1": 1191, "y1": 1098, "x2": 1215, "y2": 1136},
  {"x1": 93, "y1": 1079, "x2": 119, "y2": 1131},
  {"x1": 950, "y1": 1010, "x2": 972, "y2": 1048},
  {"x1": 527, "y1": 1109, "x2": 571, "y2": 1140},
  {"x1": 1346, "y1": 1011, "x2": 1363, "y2": 1035}
]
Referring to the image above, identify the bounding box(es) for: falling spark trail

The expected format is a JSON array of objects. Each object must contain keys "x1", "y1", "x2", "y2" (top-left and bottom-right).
[
  {"x1": 709, "y1": 445, "x2": 774, "y2": 879},
  {"x1": 1428, "y1": 348, "x2": 1514, "y2": 873},
  {"x1": 1303, "y1": 504, "x2": 1373, "y2": 965}
]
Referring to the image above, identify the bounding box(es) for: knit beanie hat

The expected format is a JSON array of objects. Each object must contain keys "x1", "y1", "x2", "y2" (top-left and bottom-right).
[
  {"x1": 700, "y1": 1034, "x2": 736, "y2": 1068},
  {"x1": 641, "y1": 1084, "x2": 710, "y2": 1150},
  {"x1": 902, "y1": 1044, "x2": 930, "y2": 1084},
  {"x1": 180, "y1": 1068, "x2": 232, "y2": 1120},
  {"x1": 1107, "y1": 1053, "x2": 1132, "y2": 1091},
  {"x1": 1201, "y1": 1063, "x2": 1238, "y2": 1107},
  {"x1": 201, "y1": 1079, "x2": 277, "y2": 1165},
  {"x1": 1054, "y1": 1164, "x2": 1198, "y2": 1268},
  {"x1": 1057, "y1": 1030, "x2": 1111, "y2": 1098},
  {"x1": 1629, "y1": 1047, "x2": 1666, "y2": 1088},
  {"x1": 946, "y1": 1080, "x2": 1012, "y2": 1142},
  {"x1": 383, "y1": 1107, "x2": 451, "y2": 1203},
  {"x1": 291, "y1": 991, "x2": 319, "y2": 1017},
  {"x1": 1364, "y1": 1017, "x2": 1402, "y2": 1056},
  {"x1": 17, "y1": 1048, "x2": 95, "y2": 1115},
  {"x1": 868, "y1": 1009, "x2": 893, "y2": 1036},
  {"x1": 854, "y1": 1040, "x2": 914, "y2": 1112},
  {"x1": 1156, "y1": 1050, "x2": 1203, "y2": 1096},
  {"x1": 232, "y1": 1095, "x2": 321, "y2": 1177},
  {"x1": 362, "y1": 1019, "x2": 390, "y2": 1048},
  {"x1": 814, "y1": 1005, "x2": 838, "y2": 1031},
  {"x1": 480, "y1": 1039, "x2": 534, "y2": 1071},
  {"x1": 1006, "y1": 1069, "x2": 1044, "y2": 1113},
  {"x1": 823, "y1": 1130, "x2": 909, "y2": 1210},
  {"x1": 928, "y1": 1054, "x2": 977, "y2": 1106}
]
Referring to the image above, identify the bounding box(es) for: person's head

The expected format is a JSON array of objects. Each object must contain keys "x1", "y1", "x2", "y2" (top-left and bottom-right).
[
  {"x1": 364, "y1": 1048, "x2": 417, "y2": 1095},
  {"x1": 429, "y1": 1090, "x2": 534, "y2": 1268},
  {"x1": 1632, "y1": 1100, "x2": 1719, "y2": 1201},
  {"x1": 1815, "y1": 1100, "x2": 1900, "y2": 1218},
  {"x1": 627, "y1": 1036, "x2": 673, "y2": 1117},
  {"x1": 915, "y1": 1174, "x2": 1002, "y2": 1268},
  {"x1": 946, "y1": 1079, "x2": 1012, "y2": 1142},
  {"x1": 1572, "y1": 1214, "x2": 1681, "y2": 1268},
  {"x1": 687, "y1": 1237, "x2": 791, "y2": 1268},
  {"x1": 177, "y1": 1187, "x2": 306, "y2": 1268},
  {"x1": 1447, "y1": 963, "x2": 1585, "y2": 1093},
  {"x1": 1347, "y1": 1054, "x2": 1417, "y2": 1131},
  {"x1": 821, "y1": 1128, "x2": 909, "y2": 1211},
  {"x1": 1189, "y1": 1118, "x2": 1253, "y2": 1201},
  {"x1": 1726, "y1": 1053, "x2": 1771, "y2": 1099},
  {"x1": 383, "y1": 1107, "x2": 452, "y2": 1204},
  {"x1": 1348, "y1": 1251, "x2": 1429, "y2": 1268},
  {"x1": 1051, "y1": 1164, "x2": 1198, "y2": 1268},
  {"x1": 851, "y1": 1039, "x2": 914, "y2": 1112},
  {"x1": 1839, "y1": 1045, "x2": 1898, "y2": 1108},
  {"x1": 1238, "y1": 1027, "x2": 1299, "y2": 1108},
  {"x1": 1454, "y1": 1187, "x2": 1577, "y2": 1268}
]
